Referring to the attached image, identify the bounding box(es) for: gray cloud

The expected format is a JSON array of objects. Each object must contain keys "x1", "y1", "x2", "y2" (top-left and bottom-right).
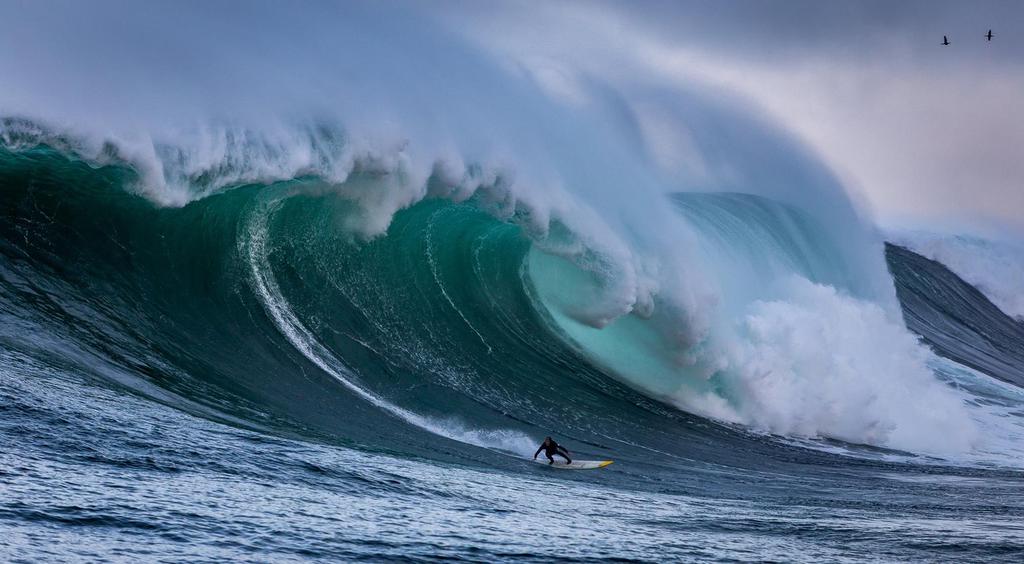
[{"x1": 445, "y1": 0, "x2": 1024, "y2": 237}]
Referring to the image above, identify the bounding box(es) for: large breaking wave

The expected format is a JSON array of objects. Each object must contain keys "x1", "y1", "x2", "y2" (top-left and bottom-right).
[
  {"x1": 0, "y1": 134, "x2": 1014, "y2": 465},
  {"x1": 1, "y1": 2, "x2": 1021, "y2": 466}
]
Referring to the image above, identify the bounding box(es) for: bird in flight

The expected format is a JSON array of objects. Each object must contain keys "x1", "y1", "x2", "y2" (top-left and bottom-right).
[
  {"x1": 986, "y1": 30, "x2": 994, "y2": 41},
  {"x1": 942, "y1": 35, "x2": 950, "y2": 46}
]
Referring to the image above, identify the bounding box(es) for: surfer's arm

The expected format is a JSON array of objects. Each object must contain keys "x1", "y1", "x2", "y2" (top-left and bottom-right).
[
  {"x1": 556, "y1": 446, "x2": 570, "y2": 455},
  {"x1": 533, "y1": 446, "x2": 543, "y2": 459}
]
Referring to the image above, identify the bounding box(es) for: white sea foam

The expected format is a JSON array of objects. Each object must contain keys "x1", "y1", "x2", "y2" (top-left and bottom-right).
[{"x1": 713, "y1": 277, "x2": 977, "y2": 455}]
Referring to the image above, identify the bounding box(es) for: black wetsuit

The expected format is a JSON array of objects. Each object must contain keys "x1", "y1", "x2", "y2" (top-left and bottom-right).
[{"x1": 534, "y1": 441, "x2": 571, "y2": 464}]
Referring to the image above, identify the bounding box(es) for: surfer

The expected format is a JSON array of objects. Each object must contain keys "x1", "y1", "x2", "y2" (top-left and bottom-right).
[{"x1": 533, "y1": 436, "x2": 572, "y2": 465}]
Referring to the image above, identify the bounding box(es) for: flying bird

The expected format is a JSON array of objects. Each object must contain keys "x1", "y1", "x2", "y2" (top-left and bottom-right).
[
  {"x1": 942, "y1": 35, "x2": 950, "y2": 46},
  {"x1": 986, "y1": 30, "x2": 994, "y2": 41}
]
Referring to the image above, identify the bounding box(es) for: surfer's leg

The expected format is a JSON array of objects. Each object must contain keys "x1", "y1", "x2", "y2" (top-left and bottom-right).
[
  {"x1": 546, "y1": 454, "x2": 554, "y2": 464},
  {"x1": 556, "y1": 453, "x2": 572, "y2": 464}
]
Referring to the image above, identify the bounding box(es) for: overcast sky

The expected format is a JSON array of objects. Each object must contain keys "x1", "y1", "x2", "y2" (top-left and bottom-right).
[{"x1": 447, "y1": 0, "x2": 1024, "y2": 238}]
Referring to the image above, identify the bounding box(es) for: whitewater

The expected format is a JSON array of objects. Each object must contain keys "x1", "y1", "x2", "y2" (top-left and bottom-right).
[{"x1": 2, "y1": 2, "x2": 1024, "y2": 561}]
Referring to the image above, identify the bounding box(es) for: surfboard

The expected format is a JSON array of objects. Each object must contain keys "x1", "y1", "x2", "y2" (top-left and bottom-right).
[{"x1": 533, "y1": 459, "x2": 613, "y2": 470}]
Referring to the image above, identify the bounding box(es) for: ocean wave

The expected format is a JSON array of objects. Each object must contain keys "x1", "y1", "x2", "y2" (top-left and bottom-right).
[
  {"x1": 889, "y1": 230, "x2": 1024, "y2": 321},
  {"x1": 0, "y1": 0, "x2": 1016, "y2": 461},
  {"x1": 1, "y1": 141, "x2": 1016, "y2": 463}
]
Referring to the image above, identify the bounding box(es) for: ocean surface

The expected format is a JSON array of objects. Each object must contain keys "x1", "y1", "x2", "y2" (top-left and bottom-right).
[
  {"x1": 2, "y1": 143, "x2": 1024, "y2": 562},
  {"x1": 1, "y1": 4, "x2": 1023, "y2": 560}
]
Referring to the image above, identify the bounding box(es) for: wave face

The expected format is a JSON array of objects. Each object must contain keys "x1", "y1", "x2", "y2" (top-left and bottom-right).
[
  {"x1": 890, "y1": 232, "x2": 1024, "y2": 321},
  {"x1": 887, "y1": 243, "x2": 1024, "y2": 388}
]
